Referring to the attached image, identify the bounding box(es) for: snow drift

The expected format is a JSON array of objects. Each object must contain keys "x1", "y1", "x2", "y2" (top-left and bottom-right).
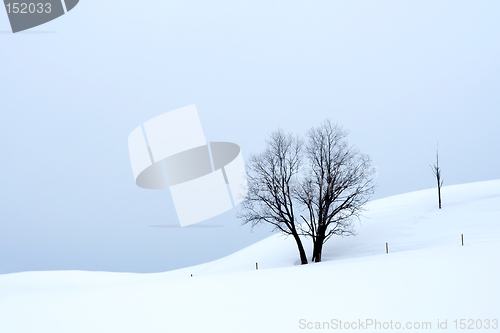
[{"x1": 1, "y1": 180, "x2": 499, "y2": 332}]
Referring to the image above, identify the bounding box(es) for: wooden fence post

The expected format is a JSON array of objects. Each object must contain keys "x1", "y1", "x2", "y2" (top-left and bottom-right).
[{"x1": 386, "y1": 243, "x2": 389, "y2": 254}]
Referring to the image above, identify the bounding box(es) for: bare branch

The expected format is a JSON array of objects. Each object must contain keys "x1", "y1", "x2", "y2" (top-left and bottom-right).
[
  {"x1": 296, "y1": 120, "x2": 375, "y2": 262},
  {"x1": 237, "y1": 130, "x2": 309, "y2": 264},
  {"x1": 430, "y1": 144, "x2": 443, "y2": 209}
]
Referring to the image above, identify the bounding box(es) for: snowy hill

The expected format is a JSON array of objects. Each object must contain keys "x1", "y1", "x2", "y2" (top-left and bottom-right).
[{"x1": 1, "y1": 180, "x2": 499, "y2": 332}]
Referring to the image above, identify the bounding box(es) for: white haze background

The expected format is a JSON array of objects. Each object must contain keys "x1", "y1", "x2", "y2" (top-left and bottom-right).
[{"x1": 0, "y1": 1, "x2": 499, "y2": 274}]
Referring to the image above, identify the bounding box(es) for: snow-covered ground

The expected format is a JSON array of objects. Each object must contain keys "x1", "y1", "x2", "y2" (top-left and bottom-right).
[{"x1": 1, "y1": 180, "x2": 499, "y2": 332}]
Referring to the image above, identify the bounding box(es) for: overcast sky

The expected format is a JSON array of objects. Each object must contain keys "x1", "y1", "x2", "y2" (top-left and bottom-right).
[{"x1": 1, "y1": 0, "x2": 499, "y2": 275}]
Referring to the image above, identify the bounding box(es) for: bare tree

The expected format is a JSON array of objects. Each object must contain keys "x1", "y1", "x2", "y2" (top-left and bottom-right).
[
  {"x1": 238, "y1": 130, "x2": 308, "y2": 265},
  {"x1": 296, "y1": 121, "x2": 375, "y2": 263},
  {"x1": 431, "y1": 146, "x2": 443, "y2": 209}
]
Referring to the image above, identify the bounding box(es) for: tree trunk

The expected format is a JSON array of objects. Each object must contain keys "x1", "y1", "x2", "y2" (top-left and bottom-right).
[
  {"x1": 311, "y1": 236, "x2": 325, "y2": 263},
  {"x1": 292, "y1": 233, "x2": 308, "y2": 265},
  {"x1": 438, "y1": 186, "x2": 442, "y2": 209}
]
